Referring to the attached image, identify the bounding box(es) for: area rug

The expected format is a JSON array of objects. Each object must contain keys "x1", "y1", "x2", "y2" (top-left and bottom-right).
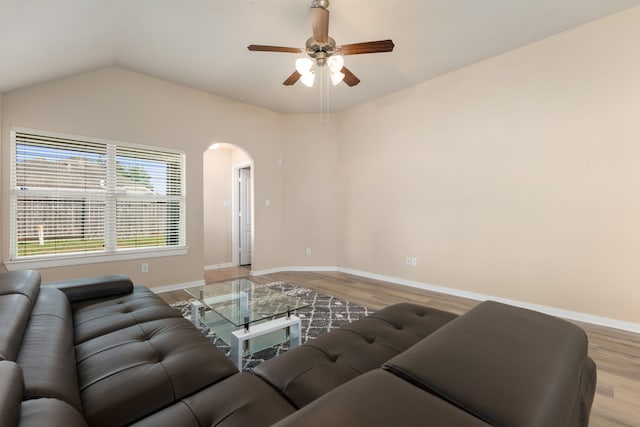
[{"x1": 171, "y1": 282, "x2": 374, "y2": 371}]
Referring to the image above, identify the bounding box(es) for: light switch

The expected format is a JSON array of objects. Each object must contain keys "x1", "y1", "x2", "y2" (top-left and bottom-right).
[{"x1": 265, "y1": 198, "x2": 271, "y2": 208}]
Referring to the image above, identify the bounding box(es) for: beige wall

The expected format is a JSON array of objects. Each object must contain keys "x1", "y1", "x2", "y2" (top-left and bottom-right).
[
  {"x1": 203, "y1": 148, "x2": 233, "y2": 267},
  {"x1": 337, "y1": 8, "x2": 640, "y2": 324},
  {"x1": 231, "y1": 148, "x2": 251, "y2": 166},
  {"x1": 280, "y1": 115, "x2": 339, "y2": 267}
]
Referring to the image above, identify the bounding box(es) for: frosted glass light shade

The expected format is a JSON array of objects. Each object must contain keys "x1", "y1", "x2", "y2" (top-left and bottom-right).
[
  {"x1": 296, "y1": 57, "x2": 313, "y2": 75},
  {"x1": 327, "y1": 55, "x2": 344, "y2": 73},
  {"x1": 301, "y1": 71, "x2": 316, "y2": 87},
  {"x1": 330, "y1": 70, "x2": 345, "y2": 86}
]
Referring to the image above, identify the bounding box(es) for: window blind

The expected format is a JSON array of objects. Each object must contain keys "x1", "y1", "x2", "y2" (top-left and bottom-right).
[{"x1": 10, "y1": 129, "x2": 185, "y2": 261}]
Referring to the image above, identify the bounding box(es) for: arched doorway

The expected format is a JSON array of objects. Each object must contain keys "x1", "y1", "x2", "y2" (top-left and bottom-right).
[{"x1": 202, "y1": 143, "x2": 254, "y2": 272}]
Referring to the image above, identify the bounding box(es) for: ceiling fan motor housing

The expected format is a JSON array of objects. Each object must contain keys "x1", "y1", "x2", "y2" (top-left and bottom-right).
[{"x1": 305, "y1": 37, "x2": 337, "y2": 66}]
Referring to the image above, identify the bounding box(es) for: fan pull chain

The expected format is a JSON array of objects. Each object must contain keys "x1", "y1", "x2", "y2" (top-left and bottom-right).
[{"x1": 319, "y1": 67, "x2": 331, "y2": 127}]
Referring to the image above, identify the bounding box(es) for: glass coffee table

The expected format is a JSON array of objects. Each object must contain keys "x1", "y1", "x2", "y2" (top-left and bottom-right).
[{"x1": 184, "y1": 279, "x2": 309, "y2": 368}]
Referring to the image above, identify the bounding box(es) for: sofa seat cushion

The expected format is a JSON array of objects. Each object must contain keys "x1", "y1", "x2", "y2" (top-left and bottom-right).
[
  {"x1": 16, "y1": 287, "x2": 82, "y2": 412},
  {"x1": 71, "y1": 286, "x2": 182, "y2": 344},
  {"x1": 253, "y1": 303, "x2": 457, "y2": 408},
  {"x1": 272, "y1": 369, "x2": 491, "y2": 427},
  {"x1": 384, "y1": 300, "x2": 597, "y2": 427},
  {"x1": 75, "y1": 317, "x2": 239, "y2": 427},
  {"x1": 0, "y1": 270, "x2": 41, "y2": 361},
  {"x1": 130, "y1": 372, "x2": 297, "y2": 427},
  {"x1": 20, "y1": 398, "x2": 87, "y2": 427}
]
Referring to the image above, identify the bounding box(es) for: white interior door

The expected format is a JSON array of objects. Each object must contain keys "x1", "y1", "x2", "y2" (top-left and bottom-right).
[{"x1": 239, "y1": 167, "x2": 252, "y2": 265}]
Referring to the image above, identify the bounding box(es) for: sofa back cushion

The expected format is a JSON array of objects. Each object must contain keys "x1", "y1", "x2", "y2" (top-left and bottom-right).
[
  {"x1": 16, "y1": 287, "x2": 83, "y2": 412},
  {"x1": 253, "y1": 303, "x2": 457, "y2": 408},
  {"x1": 272, "y1": 369, "x2": 491, "y2": 427},
  {"x1": 384, "y1": 301, "x2": 596, "y2": 427},
  {"x1": 0, "y1": 270, "x2": 41, "y2": 361},
  {"x1": 44, "y1": 274, "x2": 133, "y2": 303}
]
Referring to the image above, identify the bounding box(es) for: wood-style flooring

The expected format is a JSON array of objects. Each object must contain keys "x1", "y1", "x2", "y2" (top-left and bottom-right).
[{"x1": 158, "y1": 267, "x2": 640, "y2": 427}]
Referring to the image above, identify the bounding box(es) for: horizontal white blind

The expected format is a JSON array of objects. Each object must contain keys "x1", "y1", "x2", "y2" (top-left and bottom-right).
[{"x1": 10, "y1": 129, "x2": 185, "y2": 260}]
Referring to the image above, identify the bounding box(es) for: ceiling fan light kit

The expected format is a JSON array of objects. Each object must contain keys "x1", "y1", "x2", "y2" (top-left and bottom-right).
[
  {"x1": 330, "y1": 70, "x2": 345, "y2": 86},
  {"x1": 301, "y1": 70, "x2": 316, "y2": 88},
  {"x1": 247, "y1": 0, "x2": 394, "y2": 88}
]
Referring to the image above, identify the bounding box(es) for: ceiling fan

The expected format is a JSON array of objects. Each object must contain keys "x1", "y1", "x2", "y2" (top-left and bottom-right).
[{"x1": 247, "y1": 0, "x2": 394, "y2": 88}]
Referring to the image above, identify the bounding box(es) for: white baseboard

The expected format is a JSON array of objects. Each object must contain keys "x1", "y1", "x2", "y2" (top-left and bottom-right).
[
  {"x1": 337, "y1": 267, "x2": 640, "y2": 334},
  {"x1": 204, "y1": 263, "x2": 234, "y2": 271},
  {"x1": 251, "y1": 265, "x2": 640, "y2": 334},
  {"x1": 151, "y1": 279, "x2": 205, "y2": 294},
  {"x1": 251, "y1": 266, "x2": 339, "y2": 276}
]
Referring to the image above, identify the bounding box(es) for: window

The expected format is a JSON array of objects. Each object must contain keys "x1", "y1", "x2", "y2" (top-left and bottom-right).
[{"x1": 9, "y1": 128, "x2": 186, "y2": 266}]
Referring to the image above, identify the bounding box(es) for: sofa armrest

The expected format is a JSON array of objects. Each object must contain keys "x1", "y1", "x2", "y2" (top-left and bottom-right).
[
  {"x1": 384, "y1": 301, "x2": 597, "y2": 427},
  {"x1": 43, "y1": 275, "x2": 133, "y2": 302}
]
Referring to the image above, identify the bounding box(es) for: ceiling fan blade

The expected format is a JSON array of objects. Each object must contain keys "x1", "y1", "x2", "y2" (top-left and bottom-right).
[
  {"x1": 283, "y1": 70, "x2": 302, "y2": 86},
  {"x1": 338, "y1": 40, "x2": 395, "y2": 56},
  {"x1": 247, "y1": 45, "x2": 302, "y2": 54},
  {"x1": 341, "y1": 66, "x2": 360, "y2": 87},
  {"x1": 310, "y1": 7, "x2": 329, "y2": 44}
]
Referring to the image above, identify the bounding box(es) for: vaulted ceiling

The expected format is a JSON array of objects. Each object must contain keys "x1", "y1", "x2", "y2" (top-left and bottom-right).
[{"x1": 1, "y1": 0, "x2": 639, "y2": 113}]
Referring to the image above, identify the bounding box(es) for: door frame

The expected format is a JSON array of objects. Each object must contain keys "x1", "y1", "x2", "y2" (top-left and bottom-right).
[{"x1": 231, "y1": 162, "x2": 253, "y2": 266}]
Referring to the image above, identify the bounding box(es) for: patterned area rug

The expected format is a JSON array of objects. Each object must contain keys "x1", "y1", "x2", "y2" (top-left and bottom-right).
[{"x1": 172, "y1": 282, "x2": 374, "y2": 371}]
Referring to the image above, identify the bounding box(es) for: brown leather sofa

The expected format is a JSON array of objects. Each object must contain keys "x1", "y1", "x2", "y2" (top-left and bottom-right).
[{"x1": 1, "y1": 269, "x2": 596, "y2": 426}]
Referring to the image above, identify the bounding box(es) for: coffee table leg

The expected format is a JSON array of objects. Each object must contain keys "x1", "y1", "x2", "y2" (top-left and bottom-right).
[
  {"x1": 230, "y1": 333, "x2": 243, "y2": 370},
  {"x1": 289, "y1": 317, "x2": 302, "y2": 348},
  {"x1": 190, "y1": 301, "x2": 201, "y2": 328},
  {"x1": 230, "y1": 316, "x2": 302, "y2": 369}
]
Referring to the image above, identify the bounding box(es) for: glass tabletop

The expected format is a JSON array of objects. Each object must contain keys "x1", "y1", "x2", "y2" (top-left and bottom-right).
[{"x1": 184, "y1": 278, "x2": 309, "y2": 327}]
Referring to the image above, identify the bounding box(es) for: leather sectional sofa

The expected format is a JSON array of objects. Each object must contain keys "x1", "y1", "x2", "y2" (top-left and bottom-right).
[{"x1": 1, "y1": 269, "x2": 596, "y2": 426}]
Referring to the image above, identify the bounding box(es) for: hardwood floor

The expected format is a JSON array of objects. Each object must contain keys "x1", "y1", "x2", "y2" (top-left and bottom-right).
[{"x1": 159, "y1": 268, "x2": 640, "y2": 427}]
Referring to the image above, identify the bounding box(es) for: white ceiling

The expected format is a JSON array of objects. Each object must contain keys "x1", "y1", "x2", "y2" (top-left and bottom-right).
[{"x1": 1, "y1": 0, "x2": 639, "y2": 113}]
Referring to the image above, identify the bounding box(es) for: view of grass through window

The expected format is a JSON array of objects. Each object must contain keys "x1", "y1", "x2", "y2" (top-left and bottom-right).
[{"x1": 17, "y1": 236, "x2": 167, "y2": 257}]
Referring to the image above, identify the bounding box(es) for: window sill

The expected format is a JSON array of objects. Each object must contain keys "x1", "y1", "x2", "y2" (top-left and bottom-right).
[{"x1": 3, "y1": 247, "x2": 189, "y2": 271}]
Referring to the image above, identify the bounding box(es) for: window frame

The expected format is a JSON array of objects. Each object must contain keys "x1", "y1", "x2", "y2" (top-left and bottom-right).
[{"x1": 5, "y1": 127, "x2": 188, "y2": 271}]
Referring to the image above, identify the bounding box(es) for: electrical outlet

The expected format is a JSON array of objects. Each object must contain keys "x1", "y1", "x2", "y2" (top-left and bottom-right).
[
  {"x1": 411, "y1": 257, "x2": 417, "y2": 266},
  {"x1": 141, "y1": 263, "x2": 149, "y2": 273},
  {"x1": 306, "y1": 248, "x2": 312, "y2": 256},
  {"x1": 406, "y1": 257, "x2": 412, "y2": 265}
]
